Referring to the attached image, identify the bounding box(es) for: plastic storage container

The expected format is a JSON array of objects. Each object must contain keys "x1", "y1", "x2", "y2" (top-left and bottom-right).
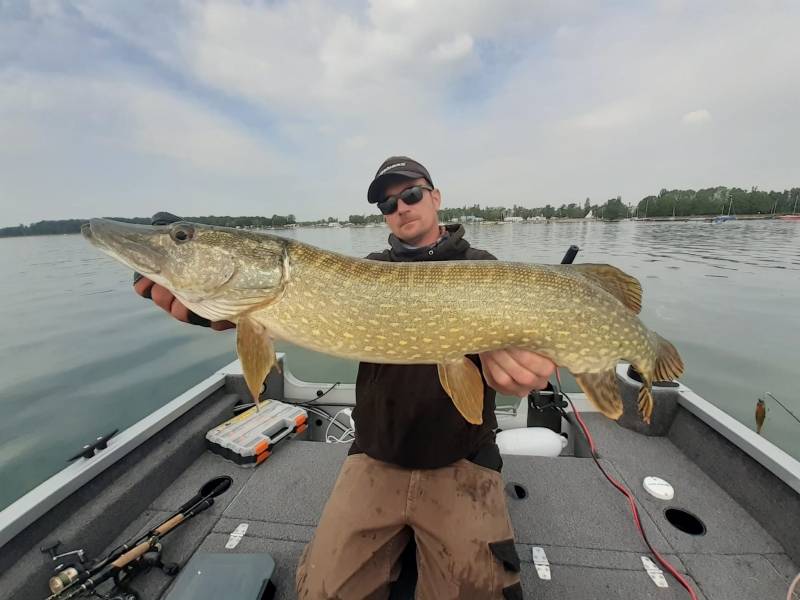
[{"x1": 206, "y1": 400, "x2": 308, "y2": 466}]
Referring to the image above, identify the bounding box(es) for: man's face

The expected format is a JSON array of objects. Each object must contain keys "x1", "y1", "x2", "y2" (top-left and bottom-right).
[{"x1": 381, "y1": 177, "x2": 442, "y2": 246}]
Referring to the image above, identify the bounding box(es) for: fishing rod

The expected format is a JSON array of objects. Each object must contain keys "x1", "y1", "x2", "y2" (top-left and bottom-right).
[
  {"x1": 44, "y1": 476, "x2": 232, "y2": 600},
  {"x1": 765, "y1": 392, "x2": 800, "y2": 426}
]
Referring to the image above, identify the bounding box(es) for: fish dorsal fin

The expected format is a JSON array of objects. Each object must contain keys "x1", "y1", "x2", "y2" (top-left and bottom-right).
[
  {"x1": 236, "y1": 316, "x2": 278, "y2": 409},
  {"x1": 568, "y1": 264, "x2": 642, "y2": 314},
  {"x1": 574, "y1": 371, "x2": 624, "y2": 421},
  {"x1": 437, "y1": 358, "x2": 484, "y2": 425}
]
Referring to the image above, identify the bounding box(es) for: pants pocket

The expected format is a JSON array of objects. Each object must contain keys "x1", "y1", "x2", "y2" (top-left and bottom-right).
[
  {"x1": 489, "y1": 539, "x2": 523, "y2": 598},
  {"x1": 501, "y1": 581, "x2": 524, "y2": 600},
  {"x1": 489, "y1": 539, "x2": 521, "y2": 573}
]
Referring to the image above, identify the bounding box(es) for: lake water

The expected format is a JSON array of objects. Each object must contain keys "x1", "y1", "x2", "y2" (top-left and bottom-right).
[{"x1": 1, "y1": 220, "x2": 798, "y2": 511}]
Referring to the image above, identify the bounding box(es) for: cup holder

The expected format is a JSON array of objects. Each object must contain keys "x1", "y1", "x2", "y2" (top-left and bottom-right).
[
  {"x1": 664, "y1": 508, "x2": 706, "y2": 535},
  {"x1": 505, "y1": 482, "x2": 528, "y2": 500}
]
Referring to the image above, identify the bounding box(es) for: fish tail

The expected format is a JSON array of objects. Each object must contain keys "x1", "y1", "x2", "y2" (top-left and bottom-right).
[{"x1": 653, "y1": 333, "x2": 684, "y2": 381}]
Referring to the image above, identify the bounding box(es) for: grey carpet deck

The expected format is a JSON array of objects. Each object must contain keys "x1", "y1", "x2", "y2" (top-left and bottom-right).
[{"x1": 99, "y1": 418, "x2": 796, "y2": 600}]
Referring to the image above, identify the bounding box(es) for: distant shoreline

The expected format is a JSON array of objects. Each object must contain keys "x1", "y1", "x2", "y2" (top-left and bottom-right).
[{"x1": 2, "y1": 213, "x2": 796, "y2": 239}]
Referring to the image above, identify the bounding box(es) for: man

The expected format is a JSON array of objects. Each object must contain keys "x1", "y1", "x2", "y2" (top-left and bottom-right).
[{"x1": 134, "y1": 157, "x2": 555, "y2": 599}]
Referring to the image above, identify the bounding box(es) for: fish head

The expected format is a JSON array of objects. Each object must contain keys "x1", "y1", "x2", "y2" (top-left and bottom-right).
[{"x1": 82, "y1": 218, "x2": 288, "y2": 321}]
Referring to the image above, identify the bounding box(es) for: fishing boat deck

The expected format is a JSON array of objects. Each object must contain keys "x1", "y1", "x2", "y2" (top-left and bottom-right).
[
  {"x1": 108, "y1": 418, "x2": 796, "y2": 600},
  {"x1": 2, "y1": 364, "x2": 799, "y2": 600}
]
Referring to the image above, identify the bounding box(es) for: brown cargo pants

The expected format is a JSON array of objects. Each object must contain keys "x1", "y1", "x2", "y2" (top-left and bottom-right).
[{"x1": 296, "y1": 453, "x2": 523, "y2": 599}]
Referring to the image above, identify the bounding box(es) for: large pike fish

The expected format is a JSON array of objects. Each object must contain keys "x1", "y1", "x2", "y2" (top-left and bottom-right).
[{"x1": 82, "y1": 219, "x2": 684, "y2": 425}]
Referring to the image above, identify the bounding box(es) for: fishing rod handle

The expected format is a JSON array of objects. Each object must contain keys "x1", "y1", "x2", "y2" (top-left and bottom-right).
[
  {"x1": 153, "y1": 513, "x2": 186, "y2": 536},
  {"x1": 111, "y1": 537, "x2": 156, "y2": 568},
  {"x1": 561, "y1": 245, "x2": 579, "y2": 265}
]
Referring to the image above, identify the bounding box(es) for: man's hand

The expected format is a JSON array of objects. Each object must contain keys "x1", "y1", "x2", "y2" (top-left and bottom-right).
[
  {"x1": 479, "y1": 348, "x2": 556, "y2": 397},
  {"x1": 133, "y1": 276, "x2": 235, "y2": 331}
]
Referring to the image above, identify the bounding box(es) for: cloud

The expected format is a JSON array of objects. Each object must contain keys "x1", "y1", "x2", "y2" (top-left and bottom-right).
[
  {"x1": 0, "y1": 70, "x2": 281, "y2": 176},
  {"x1": 564, "y1": 99, "x2": 653, "y2": 131},
  {"x1": 431, "y1": 33, "x2": 474, "y2": 62},
  {"x1": 1, "y1": 0, "x2": 799, "y2": 226},
  {"x1": 682, "y1": 109, "x2": 712, "y2": 125}
]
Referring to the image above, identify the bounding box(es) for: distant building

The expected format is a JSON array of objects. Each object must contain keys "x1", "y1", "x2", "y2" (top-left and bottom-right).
[{"x1": 503, "y1": 216, "x2": 524, "y2": 222}]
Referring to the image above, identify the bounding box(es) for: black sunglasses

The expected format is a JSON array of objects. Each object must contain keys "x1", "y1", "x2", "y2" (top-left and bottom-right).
[{"x1": 377, "y1": 185, "x2": 433, "y2": 215}]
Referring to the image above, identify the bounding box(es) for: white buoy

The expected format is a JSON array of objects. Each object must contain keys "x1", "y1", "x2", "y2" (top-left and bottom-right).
[{"x1": 496, "y1": 427, "x2": 567, "y2": 457}]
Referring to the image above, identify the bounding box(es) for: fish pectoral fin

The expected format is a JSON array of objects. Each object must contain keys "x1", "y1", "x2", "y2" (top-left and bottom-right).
[
  {"x1": 568, "y1": 264, "x2": 642, "y2": 314},
  {"x1": 437, "y1": 358, "x2": 484, "y2": 425},
  {"x1": 574, "y1": 371, "x2": 624, "y2": 421},
  {"x1": 236, "y1": 316, "x2": 277, "y2": 409}
]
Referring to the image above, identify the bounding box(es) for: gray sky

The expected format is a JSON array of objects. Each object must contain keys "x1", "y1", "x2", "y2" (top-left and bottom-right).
[{"x1": 1, "y1": 0, "x2": 798, "y2": 226}]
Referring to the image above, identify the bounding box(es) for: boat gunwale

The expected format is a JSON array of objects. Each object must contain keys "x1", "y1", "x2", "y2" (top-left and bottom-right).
[{"x1": 0, "y1": 366, "x2": 229, "y2": 549}]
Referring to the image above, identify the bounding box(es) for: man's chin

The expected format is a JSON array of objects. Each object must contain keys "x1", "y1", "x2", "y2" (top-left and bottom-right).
[{"x1": 398, "y1": 221, "x2": 421, "y2": 238}]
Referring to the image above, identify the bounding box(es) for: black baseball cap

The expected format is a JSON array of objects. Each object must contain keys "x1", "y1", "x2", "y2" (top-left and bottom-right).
[{"x1": 367, "y1": 156, "x2": 434, "y2": 204}]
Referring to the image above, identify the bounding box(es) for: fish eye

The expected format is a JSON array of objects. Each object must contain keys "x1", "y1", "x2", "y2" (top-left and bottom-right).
[{"x1": 170, "y1": 224, "x2": 195, "y2": 244}]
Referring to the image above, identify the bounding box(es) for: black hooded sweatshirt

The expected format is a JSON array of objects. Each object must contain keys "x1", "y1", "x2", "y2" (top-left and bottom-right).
[{"x1": 348, "y1": 224, "x2": 503, "y2": 472}]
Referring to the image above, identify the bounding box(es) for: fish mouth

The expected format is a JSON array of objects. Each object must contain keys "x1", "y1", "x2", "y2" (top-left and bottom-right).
[{"x1": 82, "y1": 218, "x2": 164, "y2": 275}]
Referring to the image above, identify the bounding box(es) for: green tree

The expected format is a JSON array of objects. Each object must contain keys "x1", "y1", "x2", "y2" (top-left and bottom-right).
[{"x1": 602, "y1": 197, "x2": 628, "y2": 220}]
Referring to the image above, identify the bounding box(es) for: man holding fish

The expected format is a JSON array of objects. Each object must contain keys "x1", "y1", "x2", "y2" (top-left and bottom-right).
[{"x1": 132, "y1": 156, "x2": 554, "y2": 598}]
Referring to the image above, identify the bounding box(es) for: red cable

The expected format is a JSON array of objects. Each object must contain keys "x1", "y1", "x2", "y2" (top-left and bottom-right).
[{"x1": 555, "y1": 370, "x2": 699, "y2": 600}]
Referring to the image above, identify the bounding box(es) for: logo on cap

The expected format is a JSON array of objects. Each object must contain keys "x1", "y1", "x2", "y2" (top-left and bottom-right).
[{"x1": 377, "y1": 162, "x2": 407, "y2": 177}]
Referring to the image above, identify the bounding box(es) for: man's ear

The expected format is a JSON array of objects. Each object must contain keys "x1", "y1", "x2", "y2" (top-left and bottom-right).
[{"x1": 431, "y1": 188, "x2": 442, "y2": 210}]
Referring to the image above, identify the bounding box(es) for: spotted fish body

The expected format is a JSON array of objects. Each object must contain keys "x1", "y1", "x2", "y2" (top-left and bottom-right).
[
  {"x1": 82, "y1": 219, "x2": 684, "y2": 425},
  {"x1": 266, "y1": 245, "x2": 643, "y2": 367}
]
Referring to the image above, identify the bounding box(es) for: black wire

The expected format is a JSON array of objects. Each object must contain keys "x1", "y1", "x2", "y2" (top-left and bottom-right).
[
  {"x1": 285, "y1": 381, "x2": 341, "y2": 406},
  {"x1": 233, "y1": 381, "x2": 342, "y2": 414},
  {"x1": 305, "y1": 406, "x2": 351, "y2": 435}
]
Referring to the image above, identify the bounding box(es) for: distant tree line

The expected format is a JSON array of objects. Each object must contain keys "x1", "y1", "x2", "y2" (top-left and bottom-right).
[
  {"x1": 4, "y1": 186, "x2": 799, "y2": 237},
  {"x1": 0, "y1": 214, "x2": 297, "y2": 238},
  {"x1": 635, "y1": 187, "x2": 800, "y2": 218}
]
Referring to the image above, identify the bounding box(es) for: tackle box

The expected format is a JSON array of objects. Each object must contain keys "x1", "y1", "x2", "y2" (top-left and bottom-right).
[{"x1": 205, "y1": 400, "x2": 308, "y2": 466}]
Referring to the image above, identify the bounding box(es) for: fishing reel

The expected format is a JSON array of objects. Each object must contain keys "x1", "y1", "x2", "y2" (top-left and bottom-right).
[
  {"x1": 42, "y1": 540, "x2": 179, "y2": 597},
  {"x1": 115, "y1": 542, "x2": 180, "y2": 579},
  {"x1": 41, "y1": 540, "x2": 89, "y2": 594}
]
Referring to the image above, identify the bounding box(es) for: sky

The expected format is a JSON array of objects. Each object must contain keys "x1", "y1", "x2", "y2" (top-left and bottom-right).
[{"x1": 1, "y1": 0, "x2": 799, "y2": 226}]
